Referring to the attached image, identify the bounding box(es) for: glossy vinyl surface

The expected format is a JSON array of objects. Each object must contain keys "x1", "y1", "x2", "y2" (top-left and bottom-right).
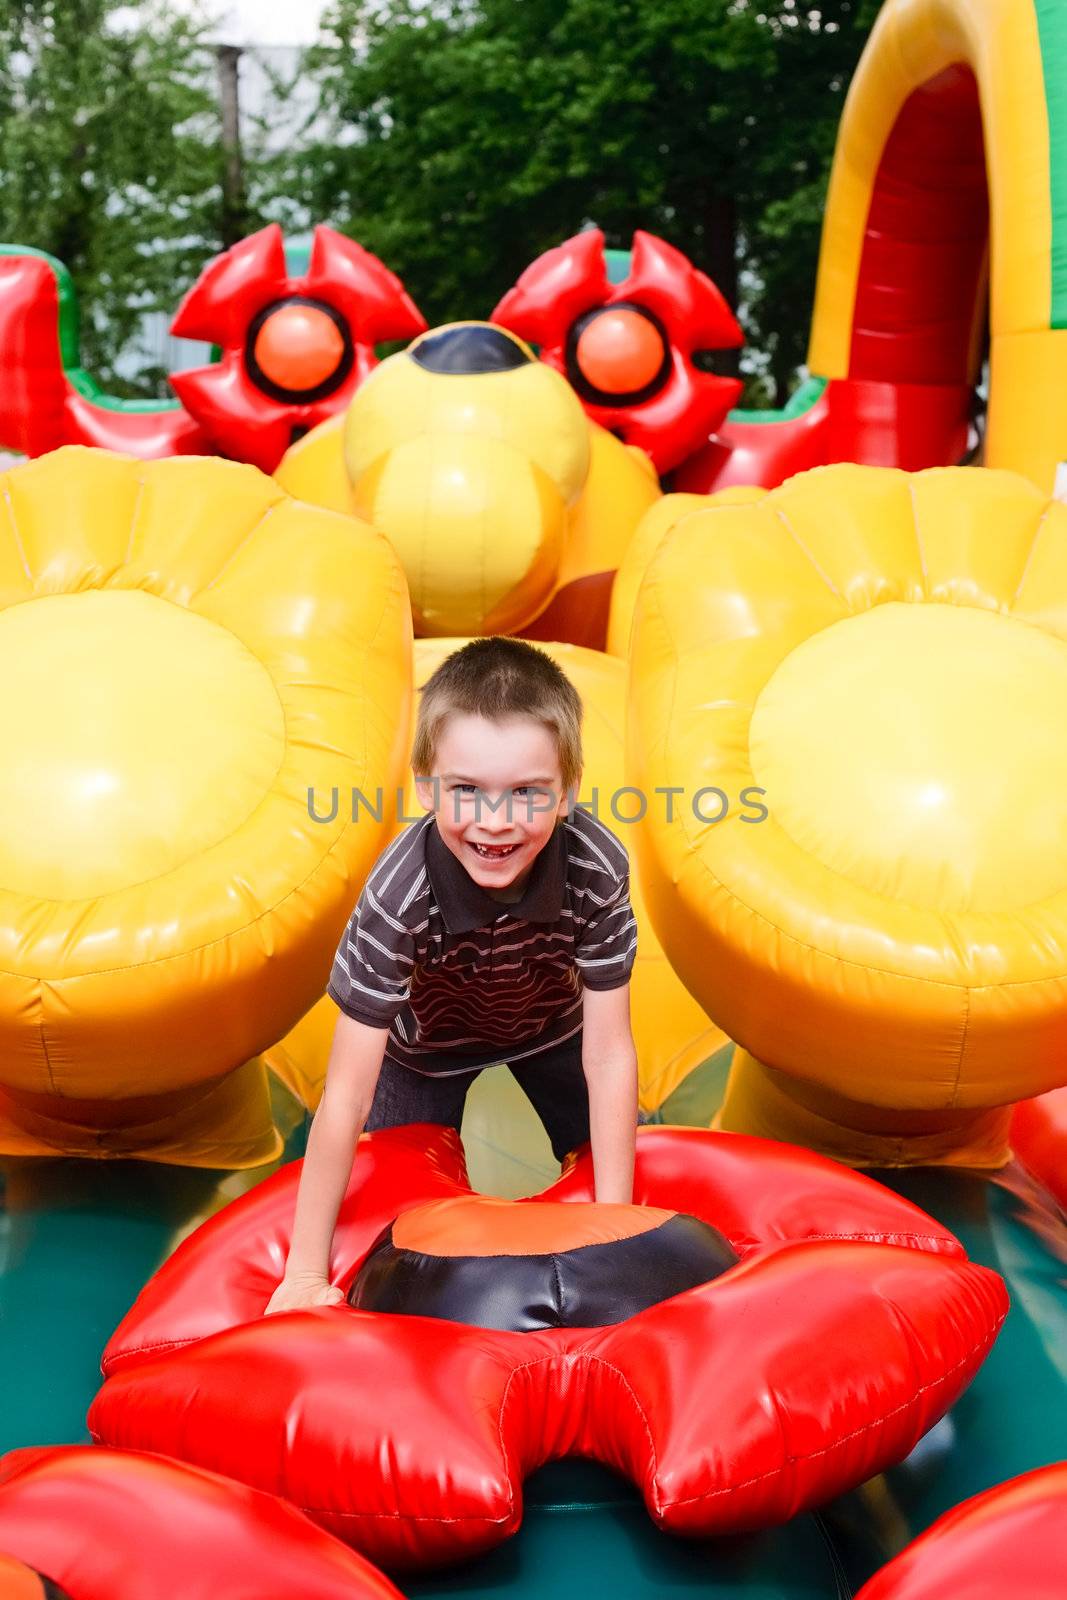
[
  {"x1": 88, "y1": 1126, "x2": 1004, "y2": 1569},
  {"x1": 628, "y1": 462, "x2": 1067, "y2": 1164},
  {"x1": 0, "y1": 446, "x2": 412, "y2": 1163},
  {"x1": 0, "y1": 1074, "x2": 1065, "y2": 1597},
  {"x1": 0, "y1": 1446, "x2": 403, "y2": 1600}
]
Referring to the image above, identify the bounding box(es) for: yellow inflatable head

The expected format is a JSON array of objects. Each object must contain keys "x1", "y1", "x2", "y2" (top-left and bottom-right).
[
  {"x1": 343, "y1": 322, "x2": 590, "y2": 636},
  {"x1": 275, "y1": 323, "x2": 661, "y2": 651}
]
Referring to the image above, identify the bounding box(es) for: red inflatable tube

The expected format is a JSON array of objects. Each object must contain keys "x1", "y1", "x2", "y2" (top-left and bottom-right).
[
  {"x1": 0, "y1": 1446, "x2": 403, "y2": 1600},
  {"x1": 1011, "y1": 1086, "x2": 1067, "y2": 1213},
  {"x1": 90, "y1": 1127, "x2": 1007, "y2": 1570},
  {"x1": 855, "y1": 1464, "x2": 1067, "y2": 1599}
]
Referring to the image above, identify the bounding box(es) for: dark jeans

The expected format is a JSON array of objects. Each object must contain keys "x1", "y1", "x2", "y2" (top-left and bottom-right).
[{"x1": 365, "y1": 1033, "x2": 590, "y2": 1164}]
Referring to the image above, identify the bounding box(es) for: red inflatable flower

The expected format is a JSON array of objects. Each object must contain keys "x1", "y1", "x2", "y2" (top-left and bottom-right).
[
  {"x1": 90, "y1": 1127, "x2": 1006, "y2": 1572},
  {"x1": 855, "y1": 1464, "x2": 1067, "y2": 1600},
  {"x1": 170, "y1": 224, "x2": 426, "y2": 472},
  {"x1": 493, "y1": 229, "x2": 743, "y2": 474},
  {"x1": 0, "y1": 1446, "x2": 402, "y2": 1599}
]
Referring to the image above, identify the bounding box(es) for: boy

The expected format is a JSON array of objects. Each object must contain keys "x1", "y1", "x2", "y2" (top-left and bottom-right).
[{"x1": 266, "y1": 637, "x2": 639, "y2": 1315}]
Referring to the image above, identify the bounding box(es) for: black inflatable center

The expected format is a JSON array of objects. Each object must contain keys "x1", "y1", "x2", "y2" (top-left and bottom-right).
[{"x1": 349, "y1": 1212, "x2": 738, "y2": 1332}]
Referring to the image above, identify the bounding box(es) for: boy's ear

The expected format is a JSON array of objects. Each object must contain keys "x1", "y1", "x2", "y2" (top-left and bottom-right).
[
  {"x1": 559, "y1": 772, "x2": 581, "y2": 816},
  {"x1": 414, "y1": 776, "x2": 438, "y2": 813}
]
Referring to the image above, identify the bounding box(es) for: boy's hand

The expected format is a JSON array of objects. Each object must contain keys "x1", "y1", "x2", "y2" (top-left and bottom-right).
[{"x1": 263, "y1": 1271, "x2": 345, "y2": 1317}]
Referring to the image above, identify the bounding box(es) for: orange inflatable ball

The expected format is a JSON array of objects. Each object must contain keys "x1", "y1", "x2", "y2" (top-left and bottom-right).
[
  {"x1": 0, "y1": 447, "x2": 412, "y2": 1165},
  {"x1": 251, "y1": 300, "x2": 347, "y2": 394},
  {"x1": 0, "y1": 1553, "x2": 66, "y2": 1598},
  {"x1": 574, "y1": 306, "x2": 668, "y2": 396}
]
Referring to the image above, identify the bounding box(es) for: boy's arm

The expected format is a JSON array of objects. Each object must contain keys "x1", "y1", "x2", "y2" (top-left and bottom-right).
[
  {"x1": 581, "y1": 981, "x2": 638, "y2": 1204},
  {"x1": 264, "y1": 1013, "x2": 390, "y2": 1315}
]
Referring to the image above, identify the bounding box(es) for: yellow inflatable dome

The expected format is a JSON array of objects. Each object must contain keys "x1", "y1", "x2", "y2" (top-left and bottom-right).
[
  {"x1": 629, "y1": 464, "x2": 1067, "y2": 1168},
  {"x1": 275, "y1": 323, "x2": 659, "y2": 651},
  {"x1": 0, "y1": 447, "x2": 411, "y2": 1164},
  {"x1": 266, "y1": 639, "x2": 726, "y2": 1116}
]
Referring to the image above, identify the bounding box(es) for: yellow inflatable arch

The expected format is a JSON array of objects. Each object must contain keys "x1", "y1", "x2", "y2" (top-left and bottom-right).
[{"x1": 809, "y1": 0, "x2": 1067, "y2": 491}]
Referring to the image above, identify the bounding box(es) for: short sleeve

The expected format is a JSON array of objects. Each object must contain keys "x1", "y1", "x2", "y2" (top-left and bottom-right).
[
  {"x1": 326, "y1": 883, "x2": 417, "y2": 1028},
  {"x1": 574, "y1": 873, "x2": 638, "y2": 991}
]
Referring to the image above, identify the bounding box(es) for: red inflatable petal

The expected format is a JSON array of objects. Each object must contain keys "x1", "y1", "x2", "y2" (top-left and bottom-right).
[
  {"x1": 580, "y1": 357, "x2": 742, "y2": 473},
  {"x1": 169, "y1": 359, "x2": 294, "y2": 473},
  {"x1": 621, "y1": 230, "x2": 742, "y2": 349},
  {"x1": 0, "y1": 1446, "x2": 402, "y2": 1599},
  {"x1": 584, "y1": 1242, "x2": 1006, "y2": 1534},
  {"x1": 855, "y1": 1464, "x2": 1067, "y2": 1600},
  {"x1": 102, "y1": 1125, "x2": 470, "y2": 1375},
  {"x1": 492, "y1": 228, "x2": 609, "y2": 351},
  {"x1": 542, "y1": 1126, "x2": 966, "y2": 1258},
  {"x1": 92, "y1": 1314, "x2": 525, "y2": 1570},
  {"x1": 171, "y1": 224, "x2": 289, "y2": 344},
  {"x1": 305, "y1": 227, "x2": 427, "y2": 345}
]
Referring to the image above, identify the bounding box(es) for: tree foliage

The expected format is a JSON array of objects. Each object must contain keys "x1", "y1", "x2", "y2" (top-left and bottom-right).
[
  {"x1": 0, "y1": 0, "x2": 223, "y2": 393},
  {"x1": 303, "y1": 0, "x2": 881, "y2": 403},
  {"x1": 0, "y1": 0, "x2": 885, "y2": 404}
]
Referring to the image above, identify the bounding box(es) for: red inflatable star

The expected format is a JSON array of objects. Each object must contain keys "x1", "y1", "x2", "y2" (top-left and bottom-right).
[
  {"x1": 90, "y1": 1126, "x2": 1006, "y2": 1572},
  {"x1": 493, "y1": 229, "x2": 743, "y2": 474},
  {"x1": 170, "y1": 224, "x2": 426, "y2": 472},
  {"x1": 0, "y1": 1446, "x2": 402, "y2": 1599}
]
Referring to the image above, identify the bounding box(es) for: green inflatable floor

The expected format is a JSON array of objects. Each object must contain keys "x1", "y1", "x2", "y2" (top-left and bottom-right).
[{"x1": 1, "y1": 1065, "x2": 1064, "y2": 1599}]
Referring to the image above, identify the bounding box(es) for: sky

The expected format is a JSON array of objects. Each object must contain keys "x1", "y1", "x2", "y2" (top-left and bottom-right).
[{"x1": 174, "y1": 0, "x2": 331, "y2": 46}]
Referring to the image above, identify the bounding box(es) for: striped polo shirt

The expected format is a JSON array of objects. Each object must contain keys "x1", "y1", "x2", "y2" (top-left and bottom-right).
[{"x1": 327, "y1": 807, "x2": 637, "y2": 1075}]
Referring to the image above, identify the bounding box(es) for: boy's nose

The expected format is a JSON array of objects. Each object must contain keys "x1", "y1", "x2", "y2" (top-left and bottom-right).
[{"x1": 478, "y1": 804, "x2": 515, "y2": 834}]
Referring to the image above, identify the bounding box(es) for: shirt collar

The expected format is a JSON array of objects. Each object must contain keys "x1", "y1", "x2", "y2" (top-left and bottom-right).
[{"x1": 426, "y1": 818, "x2": 566, "y2": 933}]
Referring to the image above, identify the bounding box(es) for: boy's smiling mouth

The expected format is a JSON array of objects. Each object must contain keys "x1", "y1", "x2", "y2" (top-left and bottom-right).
[{"x1": 469, "y1": 841, "x2": 521, "y2": 861}]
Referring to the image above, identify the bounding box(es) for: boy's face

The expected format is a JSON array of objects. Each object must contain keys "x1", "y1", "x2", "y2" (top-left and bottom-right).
[{"x1": 416, "y1": 713, "x2": 571, "y2": 892}]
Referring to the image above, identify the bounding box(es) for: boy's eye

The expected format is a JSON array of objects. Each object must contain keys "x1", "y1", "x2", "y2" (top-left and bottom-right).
[{"x1": 453, "y1": 783, "x2": 478, "y2": 795}]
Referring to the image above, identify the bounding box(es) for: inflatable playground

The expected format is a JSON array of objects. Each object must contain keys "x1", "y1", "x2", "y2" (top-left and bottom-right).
[{"x1": 0, "y1": 0, "x2": 1066, "y2": 1594}]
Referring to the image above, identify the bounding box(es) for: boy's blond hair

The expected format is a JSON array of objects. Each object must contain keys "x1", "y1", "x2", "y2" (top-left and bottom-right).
[{"x1": 412, "y1": 638, "x2": 583, "y2": 794}]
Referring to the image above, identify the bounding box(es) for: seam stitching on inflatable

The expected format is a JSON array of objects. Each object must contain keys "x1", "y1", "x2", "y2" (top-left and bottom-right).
[
  {"x1": 770, "y1": 503, "x2": 845, "y2": 601},
  {"x1": 125, "y1": 476, "x2": 146, "y2": 567},
  {"x1": 582, "y1": 1353, "x2": 660, "y2": 1506},
  {"x1": 1009, "y1": 502, "x2": 1053, "y2": 606},
  {"x1": 197, "y1": 500, "x2": 277, "y2": 594},
  {"x1": 664, "y1": 1315, "x2": 1004, "y2": 1507},
  {"x1": 907, "y1": 479, "x2": 928, "y2": 587},
  {"x1": 950, "y1": 984, "x2": 972, "y2": 1110},
  {"x1": 36, "y1": 978, "x2": 57, "y2": 1096},
  {"x1": 2, "y1": 480, "x2": 32, "y2": 580}
]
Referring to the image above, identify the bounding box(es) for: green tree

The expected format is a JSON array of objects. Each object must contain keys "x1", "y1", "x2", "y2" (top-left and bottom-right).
[
  {"x1": 0, "y1": 0, "x2": 223, "y2": 394},
  {"x1": 303, "y1": 0, "x2": 880, "y2": 404}
]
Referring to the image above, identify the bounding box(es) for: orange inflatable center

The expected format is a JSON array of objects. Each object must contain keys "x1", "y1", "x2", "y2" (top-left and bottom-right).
[
  {"x1": 253, "y1": 302, "x2": 345, "y2": 391},
  {"x1": 575, "y1": 307, "x2": 666, "y2": 393},
  {"x1": 392, "y1": 1195, "x2": 677, "y2": 1256}
]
